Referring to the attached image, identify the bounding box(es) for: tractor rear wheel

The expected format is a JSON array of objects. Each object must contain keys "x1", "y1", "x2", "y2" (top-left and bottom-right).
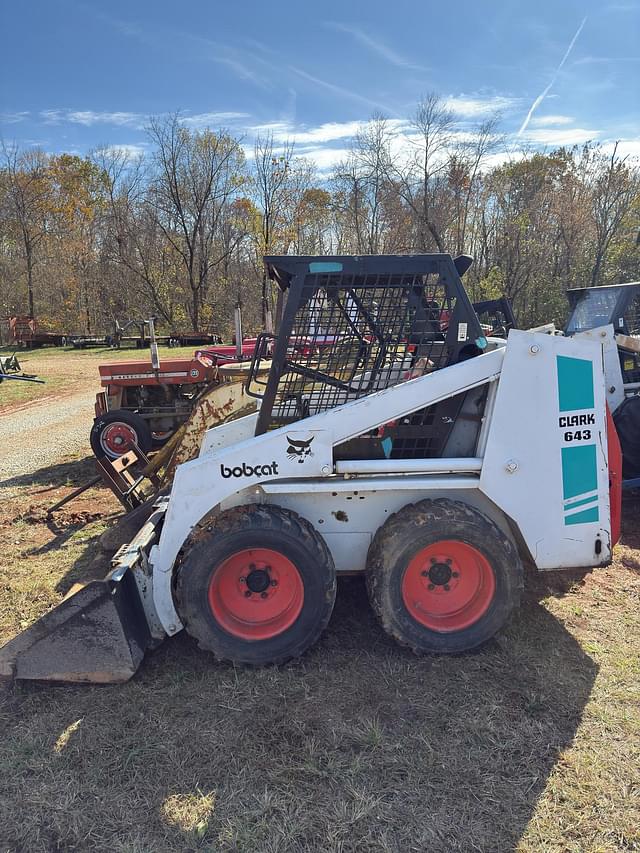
[
  {"x1": 366, "y1": 498, "x2": 522, "y2": 654},
  {"x1": 175, "y1": 504, "x2": 336, "y2": 665},
  {"x1": 90, "y1": 409, "x2": 153, "y2": 460}
]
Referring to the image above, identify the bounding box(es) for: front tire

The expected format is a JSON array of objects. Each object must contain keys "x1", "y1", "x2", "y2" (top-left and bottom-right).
[
  {"x1": 366, "y1": 498, "x2": 523, "y2": 654},
  {"x1": 175, "y1": 504, "x2": 336, "y2": 665}
]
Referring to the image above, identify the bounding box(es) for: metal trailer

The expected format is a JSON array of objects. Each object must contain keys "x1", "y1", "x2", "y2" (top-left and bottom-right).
[
  {"x1": 0, "y1": 316, "x2": 66, "y2": 348},
  {"x1": 0, "y1": 254, "x2": 623, "y2": 683}
]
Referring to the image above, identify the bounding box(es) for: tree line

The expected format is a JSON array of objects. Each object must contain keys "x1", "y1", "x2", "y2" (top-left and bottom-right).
[{"x1": 1, "y1": 95, "x2": 639, "y2": 339}]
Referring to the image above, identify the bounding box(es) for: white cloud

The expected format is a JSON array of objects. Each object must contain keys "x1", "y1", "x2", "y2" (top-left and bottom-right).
[
  {"x1": 36, "y1": 109, "x2": 250, "y2": 134},
  {"x1": 600, "y1": 138, "x2": 640, "y2": 159},
  {"x1": 40, "y1": 110, "x2": 65, "y2": 124},
  {"x1": 0, "y1": 111, "x2": 30, "y2": 124},
  {"x1": 444, "y1": 95, "x2": 518, "y2": 118},
  {"x1": 181, "y1": 111, "x2": 251, "y2": 130},
  {"x1": 67, "y1": 111, "x2": 144, "y2": 127},
  {"x1": 481, "y1": 149, "x2": 530, "y2": 169},
  {"x1": 251, "y1": 120, "x2": 366, "y2": 145},
  {"x1": 530, "y1": 114, "x2": 574, "y2": 127},
  {"x1": 521, "y1": 126, "x2": 600, "y2": 146},
  {"x1": 103, "y1": 143, "x2": 147, "y2": 158},
  {"x1": 40, "y1": 109, "x2": 145, "y2": 128},
  {"x1": 297, "y1": 147, "x2": 353, "y2": 172}
]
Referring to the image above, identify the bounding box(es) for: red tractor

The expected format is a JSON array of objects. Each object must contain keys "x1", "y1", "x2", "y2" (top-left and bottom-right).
[
  {"x1": 90, "y1": 334, "x2": 266, "y2": 461},
  {"x1": 91, "y1": 354, "x2": 219, "y2": 460}
]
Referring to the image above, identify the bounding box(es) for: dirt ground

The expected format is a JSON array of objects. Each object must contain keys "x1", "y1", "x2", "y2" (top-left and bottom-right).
[
  {"x1": 0, "y1": 343, "x2": 201, "y2": 481},
  {"x1": 0, "y1": 354, "x2": 639, "y2": 852}
]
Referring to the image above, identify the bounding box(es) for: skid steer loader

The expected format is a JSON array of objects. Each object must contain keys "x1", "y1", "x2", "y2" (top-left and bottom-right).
[{"x1": 0, "y1": 254, "x2": 623, "y2": 683}]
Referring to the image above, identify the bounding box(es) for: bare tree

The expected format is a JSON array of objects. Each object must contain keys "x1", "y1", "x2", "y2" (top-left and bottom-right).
[
  {"x1": 1, "y1": 144, "x2": 51, "y2": 317},
  {"x1": 93, "y1": 146, "x2": 181, "y2": 324},
  {"x1": 253, "y1": 133, "x2": 296, "y2": 330},
  {"x1": 450, "y1": 116, "x2": 501, "y2": 255},
  {"x1": 389, "y1": 93, "x2": 455, "y2": 252},
  {"x1": 588, "y1": 142, "x2": 640, "y2": 286},
  {"x1": 333, "y1": 116, "x2": 396, "y2": 254},
  {"x1": 147, "y1": 114, "x2": 247, "y2": 330}
]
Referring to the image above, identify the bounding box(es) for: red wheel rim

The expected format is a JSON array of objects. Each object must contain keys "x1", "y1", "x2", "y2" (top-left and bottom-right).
[
  {"x1": 208, "y1": 548, "x2": 304, "y2": 640},
  {"x1": 100, "y1": 422, "x2": 137, "y2": 457},
  {"x1": 401, "y1": 540, "x2": 495, "y2": 632}
]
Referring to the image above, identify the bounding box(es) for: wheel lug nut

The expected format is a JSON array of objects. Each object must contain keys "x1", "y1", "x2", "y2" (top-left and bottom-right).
[
  {"x1": 261, "y1": 592, "x2": 268, "y2": 599},
  {"x1": 270, "y1": 579, "x2": 278, "y2": 587},
  {"x1": 444, "y1": 584, "x2": 450, "y2": 591},
  {"x1": 244, "y1": 590, "x2": 252, "y2": 598},
  {"x1": 428, "y1": 583, "x2": 435, "y2": 590},
  {"x1": 452, "y1": 572, "x2": 459, "y2": 578},
  {"x1": 239, "y1": 577, "x2": 246, "y2": 583}
]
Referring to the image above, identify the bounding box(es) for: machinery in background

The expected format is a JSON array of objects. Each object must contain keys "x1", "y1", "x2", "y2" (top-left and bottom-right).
[
  {"x1": 564, "y1": 282, "x2": 640, "y2": 480},
  {"x1": 0, "y1": 350, "x2": 44, "y2": 385}
]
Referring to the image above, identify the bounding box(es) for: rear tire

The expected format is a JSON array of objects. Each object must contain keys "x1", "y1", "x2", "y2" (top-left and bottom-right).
[
  {"x1": 90, "y1": 409, "x2": 153, "y2": 460},
  {"x1": 366, "y1": 498, "x2": 523, "y2": 654},
  {"x1": 175, "y1": 504, "x2": 336, "y2": 665}
]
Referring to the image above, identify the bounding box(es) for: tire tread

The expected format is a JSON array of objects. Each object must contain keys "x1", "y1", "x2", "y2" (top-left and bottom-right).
[{"x1": 366, "y1": 498, "x2": 523, "y2": 655}]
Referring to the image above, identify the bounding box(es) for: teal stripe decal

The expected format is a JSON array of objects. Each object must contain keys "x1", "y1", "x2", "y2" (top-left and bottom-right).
[
  {"x1": 565, "y1": 507, "x2": 599, "y2": 525},
  {"x1": 564, "y1": 494, "x2": 598, "y2": 511},
  {"x1": 557, "y1": 356, "x2": 594, "y2": 412},
  {"x1": 561, "y1": 444, "x2": 599, "y2": 525},
  {"x1": 561, "y1": 444, "x2": 598, "y2": 500},
  {"x1": 309, "y1": 262, "x2": 343, "y2": 273}
]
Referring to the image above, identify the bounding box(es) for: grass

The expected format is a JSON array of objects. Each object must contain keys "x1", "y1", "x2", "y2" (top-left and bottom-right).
[
  {"x1": 0, "y1": 457, "x2": 639, "y2": 852},
  {"x1": 0, "y1": 344, "x2": 206, "y2": 412}
]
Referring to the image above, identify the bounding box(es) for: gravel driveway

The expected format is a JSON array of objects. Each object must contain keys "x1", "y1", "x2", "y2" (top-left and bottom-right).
[{"x1": 0, "y1": 388, "x2": 96, "y2": 484}]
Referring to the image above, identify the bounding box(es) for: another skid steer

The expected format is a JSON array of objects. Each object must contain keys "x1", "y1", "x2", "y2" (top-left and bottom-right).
[
  {"x1": 0, "y1": 254, "x2": 623, "y2": 683},
  {"x1": 563, "y1": 282, "x2": 640, "y2": 481}
]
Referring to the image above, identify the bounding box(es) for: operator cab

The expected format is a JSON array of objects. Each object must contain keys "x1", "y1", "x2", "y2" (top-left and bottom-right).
[{"x1": 565, "y1": 282, "x2": 640, "y2": 383}]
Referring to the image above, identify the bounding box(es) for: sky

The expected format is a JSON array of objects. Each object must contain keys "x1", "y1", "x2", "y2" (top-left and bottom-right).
[{"x1": 1, "y1": 0, "x2": 639, "y2": 171}]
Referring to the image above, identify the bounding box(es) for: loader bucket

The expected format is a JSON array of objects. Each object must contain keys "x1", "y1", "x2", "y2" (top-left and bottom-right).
[{"x1": 0, "y1": 568, "x2": 151, "y2": 684}]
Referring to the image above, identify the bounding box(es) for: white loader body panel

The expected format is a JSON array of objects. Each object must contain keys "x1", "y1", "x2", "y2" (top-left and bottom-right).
[
  {"x1": 480, "y1": 329, "x2": 610, "y2": 568},
  {"x1": 144, "y1": 330, "x2": 612, "y2": 637}
]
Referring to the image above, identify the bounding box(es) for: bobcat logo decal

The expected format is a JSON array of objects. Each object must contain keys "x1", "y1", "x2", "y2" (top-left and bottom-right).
[{"x1": 286, "y1": 435, "x2": 315, "y2": 463}]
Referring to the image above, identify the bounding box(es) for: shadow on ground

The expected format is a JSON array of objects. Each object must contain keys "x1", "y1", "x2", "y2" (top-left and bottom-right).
[
  {"x1": 0, "y1": 573, "x2": 597, "y2": 853},
  {"x1": 0, "y1": 454, "x2": 97, "y2": 492}
]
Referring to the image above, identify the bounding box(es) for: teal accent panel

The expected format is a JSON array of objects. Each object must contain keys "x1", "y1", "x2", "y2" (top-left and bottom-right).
[
  {"x1": 556, "y1": 355, "x2": 594, "y2": 412},
  {"x1": 565, "y1": 506, "x2": 599, "y2": 525},
  {"x1": 564, "y1": 494, "x2": 598, "y2": 511},
  {"x1": 309, "y1": 262, "x2": 343, "y2": 273},
  {"x1": 561, "y1": 444, "x2": 598, "y2": 500},
  {"x1": 476, "y1": 336, "x2": 488, "y2": 349}
]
